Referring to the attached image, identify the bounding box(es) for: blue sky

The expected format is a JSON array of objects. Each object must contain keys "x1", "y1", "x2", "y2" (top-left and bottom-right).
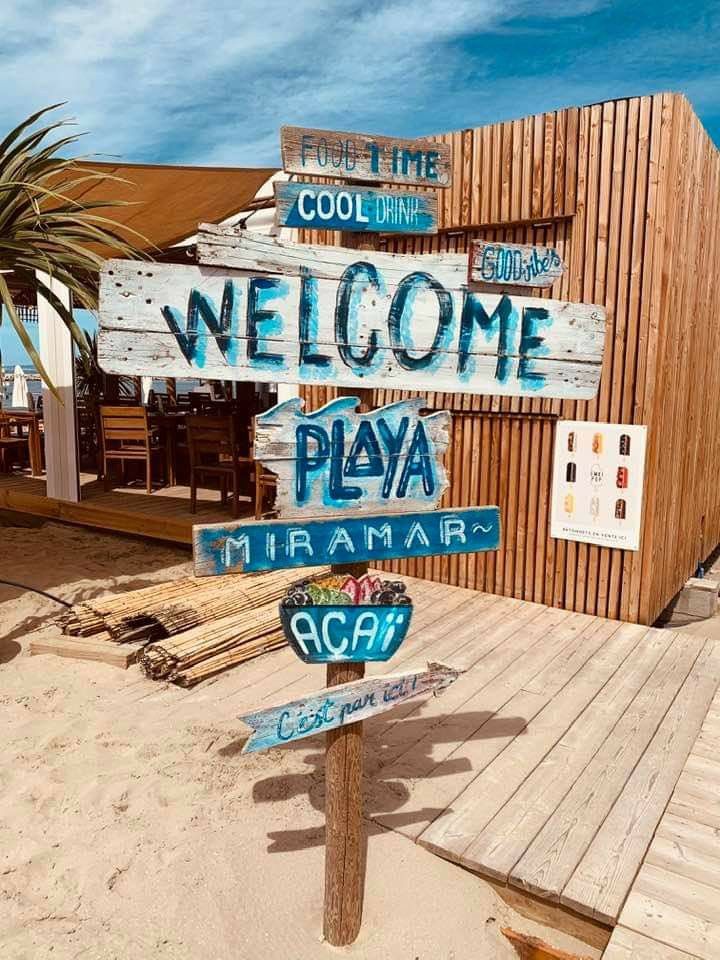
[
  {"x1": 0, "y1": 0, "x2": 718, "y2": 168},
  {"x1": 0, "y1": 1, "x2": 717, "y2": 364}
]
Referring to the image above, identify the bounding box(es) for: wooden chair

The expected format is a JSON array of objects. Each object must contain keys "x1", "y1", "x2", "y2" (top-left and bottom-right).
[
  {"x1": 0, "y1": 413, "x2": 30, "y2": 473},
  {"x1": 99, "y1": 406, "x2": 165, "y2": 494},
  {"x1": 249, "y1": 419, "x2": 277, "y2": 520},
  {"x1": 186, "y1": 415, "x2": 251, "y2": 518}
]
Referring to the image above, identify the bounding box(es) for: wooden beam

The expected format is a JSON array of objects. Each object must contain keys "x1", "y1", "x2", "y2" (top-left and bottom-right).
[{"x1": 37, "y1": 271, "x2": 80, "y2": 502}]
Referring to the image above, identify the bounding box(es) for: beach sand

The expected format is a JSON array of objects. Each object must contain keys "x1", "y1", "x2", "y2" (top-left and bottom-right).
[{"x1": 1, "y1": 517, "x2": 602, "y2": 960}]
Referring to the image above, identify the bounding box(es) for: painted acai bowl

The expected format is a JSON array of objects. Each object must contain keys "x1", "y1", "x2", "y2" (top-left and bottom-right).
[{"x1": 279, "y1": 573, "x2": 413, "y2": 664}]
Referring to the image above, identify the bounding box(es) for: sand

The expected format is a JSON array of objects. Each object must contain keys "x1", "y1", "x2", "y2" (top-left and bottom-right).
[{"x1": 0, "y1": 517, "x2": 601, "y2": 960}]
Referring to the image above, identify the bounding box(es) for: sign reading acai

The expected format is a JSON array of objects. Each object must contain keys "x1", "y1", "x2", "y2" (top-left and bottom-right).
[{"x1": 254, "y1": 396, "x2": 449, "y2": 517}]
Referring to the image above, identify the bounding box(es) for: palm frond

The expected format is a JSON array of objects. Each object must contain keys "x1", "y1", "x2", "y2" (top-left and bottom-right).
[{"x1": 0, "y1": 105, "x2": 151, "y2": 395}]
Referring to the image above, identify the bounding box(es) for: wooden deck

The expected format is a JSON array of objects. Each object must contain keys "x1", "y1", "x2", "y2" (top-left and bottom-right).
[
  {"x1": 0, "y1": 471, "x2": 251, "y2": 543},
  {"x1": 604, "y1": 686, "x2": 720, "y2": 959},
  {"x1": 101, "y1": 575, "x2": 720, "y2": 946}
]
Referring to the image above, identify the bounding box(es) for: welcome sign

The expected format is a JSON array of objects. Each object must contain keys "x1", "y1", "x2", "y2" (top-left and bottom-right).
[
  {"x1": 254, "y1": 396, "x2": 450, "y2": 517},
  {"x1": 98, "y1": 233, "x2": 606, "y2": 400}
]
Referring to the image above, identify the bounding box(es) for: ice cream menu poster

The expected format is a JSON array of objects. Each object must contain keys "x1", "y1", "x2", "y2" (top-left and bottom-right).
[{"x1": 550, "y1": 421, "x2": 647, "y2": 551}]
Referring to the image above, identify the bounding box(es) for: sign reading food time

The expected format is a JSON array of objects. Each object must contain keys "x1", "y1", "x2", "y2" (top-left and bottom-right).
[{"x1": 280, "y1": 125, "x2": 452, "y2": 187}]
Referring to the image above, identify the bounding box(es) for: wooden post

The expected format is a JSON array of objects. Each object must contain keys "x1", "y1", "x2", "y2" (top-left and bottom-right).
[
  {"x1": 323, "y1": 367, "x2": 373, "y2": 945},
  {"x1": 36, "y1": 271, "x2": 80, "y2": 502}
]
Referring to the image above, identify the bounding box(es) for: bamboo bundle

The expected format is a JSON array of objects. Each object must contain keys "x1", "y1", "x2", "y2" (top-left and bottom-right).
[
  {"x1": 61, "y1": 577, "x2": 204, "y2": 637},
  {"x1": 142, "y1": 567, "x2": 325, "y2": 637},
  {"x1": 138, "y1": 601, "x2": 284, "y2": 682},
  {"x1": 61, "y1": 568, "x2": 327, "y2": 645},
  {"x1": 172, "y1": 635, "x2": 287, "y2": 687}
]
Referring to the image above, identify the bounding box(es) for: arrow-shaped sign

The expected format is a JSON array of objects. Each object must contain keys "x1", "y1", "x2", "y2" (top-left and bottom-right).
[{"x1": 239, "y1": 662, "x2": 463, "y2": 754}]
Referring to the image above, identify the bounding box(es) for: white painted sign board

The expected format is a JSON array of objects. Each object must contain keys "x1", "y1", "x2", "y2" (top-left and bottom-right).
[
  {"x1": 550, "y1": 421, "x2": 647, "y2": 551},
  {"x1": 98, "y1": 232, "x2": 607, "y2": 401}
]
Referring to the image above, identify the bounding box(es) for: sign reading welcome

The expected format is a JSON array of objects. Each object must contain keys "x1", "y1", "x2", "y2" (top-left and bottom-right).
[{"x1": 98, "y1": 232, "x2": 606, "y2": 400}]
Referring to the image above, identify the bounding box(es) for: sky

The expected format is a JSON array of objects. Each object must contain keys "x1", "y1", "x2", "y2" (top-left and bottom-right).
[
  {"x1": 0, "y1": 0, "x2": 718, "y2": 365},
  {"x1": 0, "y1": 0, "x2": 718, "y2": 169}
]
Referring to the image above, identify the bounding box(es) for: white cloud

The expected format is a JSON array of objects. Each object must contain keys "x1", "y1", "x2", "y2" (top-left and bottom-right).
[{"x1": 0, "y1": 0, "x2": 715, "y2": 166}]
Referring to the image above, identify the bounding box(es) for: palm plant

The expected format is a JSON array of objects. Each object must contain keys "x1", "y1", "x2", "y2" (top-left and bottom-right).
[{"x1": 0, "y1": 104, "x2": 147, "y2": 398}]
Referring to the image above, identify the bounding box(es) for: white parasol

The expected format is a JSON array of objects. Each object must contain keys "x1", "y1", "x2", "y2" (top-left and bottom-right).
[{"x1": 11, "y1": 364, "x2": 28, "y2": 408}]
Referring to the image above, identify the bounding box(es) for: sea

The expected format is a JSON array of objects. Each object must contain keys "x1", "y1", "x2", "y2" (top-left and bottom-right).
[{"x1": 2, "y1": 368, "x2": 202, "y2": 405}]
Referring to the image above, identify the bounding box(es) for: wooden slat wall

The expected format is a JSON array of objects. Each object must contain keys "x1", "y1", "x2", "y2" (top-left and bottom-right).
[{"x1": 298, "y1": 94, "x2": 720, "y2": 625}]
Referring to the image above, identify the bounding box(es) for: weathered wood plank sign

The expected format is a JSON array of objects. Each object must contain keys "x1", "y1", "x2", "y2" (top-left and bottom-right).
[
  {"x1": 98, "y1": 232, "x2": 606, "y2": 400},
  {"x1": 274, "y1": 181, "x2": 438, "y2": 234},
  {"x1": 240, "y1": 662, "x2": 462, "y2": 753},
  {"x1": 468, "y1": 240, "x2": 566, "y2": 288},
  {"x1": 193, "y1": 506, "x2": 501, "y2": 576},
  {"x1": 280, "y1": 125, "x2": 452, "y2": 187},
  {"x1": 254, "y1": 396, "x2": 450, "y2": 517}
]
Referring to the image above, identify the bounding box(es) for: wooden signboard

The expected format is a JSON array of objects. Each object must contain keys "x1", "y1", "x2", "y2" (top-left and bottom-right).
[
  {"x1": 98, "y1": 233, "x2": 606, "y2": 400},
  {"x1": 193, "y1": 506, "x2": 501, "y2": 576},
  {"x1": 254, "y1": 396, "x2": 450, "y2": 517},
  {"x1": 468, "y1": 240, "x2": 566, "y2": 288},
  {"x1": 239, "y1": 663, "x2": 461, "y2": 753},
  {"x1": 274, "y1": 181, "x2": 438, "y2": 234},
  {"x1": 280, "y1": 125, "x2": 452, "y2": 187}
]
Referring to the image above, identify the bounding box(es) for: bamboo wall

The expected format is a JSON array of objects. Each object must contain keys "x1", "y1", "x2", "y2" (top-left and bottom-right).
[{"x1": 299, "y1": 93, "x2": 720, "y2": 625}]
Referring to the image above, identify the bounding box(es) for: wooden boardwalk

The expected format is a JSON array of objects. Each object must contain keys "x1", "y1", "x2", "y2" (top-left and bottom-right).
[
  {"x1": 106, "y1": 574, "x2": 720, "y2": 940},
  {"x1": 604, "y1": 687, "x2": 720, "y2": 959},
  {"x1": 0, "y1": 472, "x2": 249, "y2": 543}
]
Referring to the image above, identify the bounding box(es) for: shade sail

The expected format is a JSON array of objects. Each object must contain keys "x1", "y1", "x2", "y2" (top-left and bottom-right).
[{"x1": 67, "y1": 161, "x2": 277, "y2": 255}]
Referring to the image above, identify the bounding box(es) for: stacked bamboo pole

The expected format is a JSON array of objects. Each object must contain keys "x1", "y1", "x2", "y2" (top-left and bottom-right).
[
  {"x1": 57, "y1": 567, "x2": 329, "y2": 686},
  {"x1": 139, "y1": 602, "x2": 285, "y2": 685}
]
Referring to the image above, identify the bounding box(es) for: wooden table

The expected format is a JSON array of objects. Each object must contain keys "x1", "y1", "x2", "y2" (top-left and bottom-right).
[
  {"x1": 149, "y1": 411, "x2": 187, "y2": 487},
  {"x1": 2, "y1": 409, "x2": 43, "y2": 476}
]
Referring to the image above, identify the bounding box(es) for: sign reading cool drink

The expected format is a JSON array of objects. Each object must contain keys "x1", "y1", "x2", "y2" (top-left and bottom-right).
[
  {"x1": 98, "y1": 232, "x2": 606, "y2": 400},
  {"x1": 274, "y1": 181, "x2": 438, "y2": 234},
  {"x1": 253, "y1": 396, "x2": 449, "y2": 517}
]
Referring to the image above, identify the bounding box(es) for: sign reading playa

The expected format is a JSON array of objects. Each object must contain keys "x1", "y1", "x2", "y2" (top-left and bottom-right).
[{"x1": 98, "y1": 230, "x2": 606, "y2": 401}]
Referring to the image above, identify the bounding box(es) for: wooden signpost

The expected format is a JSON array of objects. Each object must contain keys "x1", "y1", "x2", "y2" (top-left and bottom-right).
[
  {"x1": 239, "y1": 663, "x2": 462, "y2": 753},
  {"x1": 280, "y1": 125, "x2": 452, "y2": 187},
  {"x1": 96, "y1": 119, "x2": 606, "y2": 950},
  {"x1": 274, "y1": 181, "x2": 438, "y2": 234},
  {"x1": 98, "y1": 232, "x2": 606, "y2": 400},
  {"x1": 468, "y1": 239, "x2": 566, "y2": 288}
]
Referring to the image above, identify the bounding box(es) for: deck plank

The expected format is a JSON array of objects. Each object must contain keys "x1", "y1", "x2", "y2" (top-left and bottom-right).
[
  {"x1": 561, "y1": 639, "x2": 720, "y2": 924},
  {"x1": 504, "y1": 630, "x2": 700, "y2": 897},
  {"x1": 455, "y1": 627, "x2": 672, "y2": 888},
  {"x1": 603, "y1": 926, "x2": 700, "y2": 960},
  {"x1": 416, "y1": 620, "x2": 646, "y2": 861}
]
